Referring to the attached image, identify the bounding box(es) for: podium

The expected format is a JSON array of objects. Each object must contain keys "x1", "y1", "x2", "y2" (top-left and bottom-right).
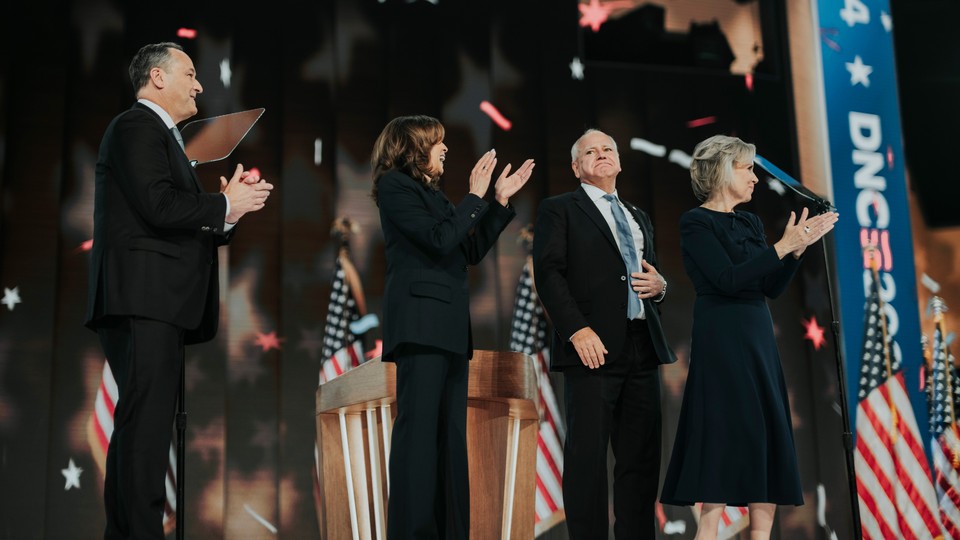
[{"x1": 314, "y1": 350, "x2": 539, "y2": 539}]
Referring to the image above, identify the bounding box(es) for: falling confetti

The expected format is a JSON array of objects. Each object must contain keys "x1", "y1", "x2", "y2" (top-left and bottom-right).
[
  {"x1": 479, "y1": 100, "x2": 512, "y2": 131},
  {"x1": 243, "y1": 503, "x2": 278, "y2": 533},
  {"x1": 629, "y1": 138, "x2": 666, "y2": 157},
  {"x1": 686, "y1": 116, "x2": 718, "y2": 128}
]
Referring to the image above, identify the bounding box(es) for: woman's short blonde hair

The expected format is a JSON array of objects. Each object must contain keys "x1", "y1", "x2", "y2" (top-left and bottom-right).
[{"x1": 689, "y1": 135, "x2": 756, "y2": 202}]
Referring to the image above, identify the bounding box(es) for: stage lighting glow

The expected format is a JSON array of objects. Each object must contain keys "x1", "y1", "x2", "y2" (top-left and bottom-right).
[{"x1": 177, "y1": 28, "x2": 197, "y2": 39}]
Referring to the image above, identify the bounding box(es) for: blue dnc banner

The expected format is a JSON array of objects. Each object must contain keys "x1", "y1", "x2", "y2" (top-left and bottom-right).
[{"x1": 816, "y1": 1, "x2": 928, "y2": 458}]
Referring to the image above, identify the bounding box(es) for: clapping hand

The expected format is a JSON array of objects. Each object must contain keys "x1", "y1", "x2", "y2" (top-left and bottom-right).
[
  {"x1": 775, "y1": 207, "x2": 839, "y2": 259},
  {"x1": 221, "y1": 163, "x2": 274, "y2": 223},
  {"x1": 469, "y1": 149, "x2": 498, "y2": 199},
  {"x1": 494, "y1": 158, "x2": 535, "y2": 206}
]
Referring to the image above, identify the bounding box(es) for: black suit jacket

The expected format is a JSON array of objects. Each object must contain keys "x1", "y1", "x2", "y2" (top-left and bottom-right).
[
  {"x1": 85, "y1": 103, "x2": 231, "y2": 344},
  {"x1": 533, "y1": 186, "x2": 676, "y2": 370},
  {"x1": 377, "y1": 170, "x2": 515, "y2": 360}
]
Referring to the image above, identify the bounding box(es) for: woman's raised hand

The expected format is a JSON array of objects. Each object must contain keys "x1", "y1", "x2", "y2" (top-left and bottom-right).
[
  {"x1": 774, "y1": 207, "x2": 839, "y2": 259},
  {"x1": 494, "y1": 159, "x2": 535, "y2": 206},
  {"x1": 469, "y1": 149, "x2": 497, "y2": 198},
  {"x1": 791, "y1": 210, "x2": 839, "y2": 257}
]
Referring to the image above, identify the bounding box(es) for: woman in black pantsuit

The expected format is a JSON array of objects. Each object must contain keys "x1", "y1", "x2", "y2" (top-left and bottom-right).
[
  {"x1": 371, "y1": 115, "x2": 534, "y2": 539},
  {"x1": 660, "y1": 135, "x2": 837, "y2": 540}
]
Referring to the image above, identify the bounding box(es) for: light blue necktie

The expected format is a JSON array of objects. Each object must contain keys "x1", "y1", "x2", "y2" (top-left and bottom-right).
[
  {"x1": 170, "y1": 126, "x2": 185, "y2": 151},
  {"x1": 604, "y1": 194, "x2": 642, "y2": 319}
]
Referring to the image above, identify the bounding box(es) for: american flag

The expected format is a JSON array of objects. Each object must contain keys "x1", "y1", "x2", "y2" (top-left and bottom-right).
[
  {"x1": 928, "y1": 298, "x2": 960, "y2": 538},
  {"x1": 854, "y1": 266, "x2": 942, "y2": 539},
  {"x1": 508, "y1": 254, "x2": 565, "y2": 536},
  {"x1": 318, "y1": 251, "x2": 365, "y2": 385},
  {"x1": 87, "y1": 360, "x2": 178, "y2": 535}
]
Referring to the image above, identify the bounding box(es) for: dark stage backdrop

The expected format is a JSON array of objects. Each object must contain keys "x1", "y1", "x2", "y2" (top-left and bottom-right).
[{"x1": 0, "y1": 0, "x2": 854, "y2": 538}]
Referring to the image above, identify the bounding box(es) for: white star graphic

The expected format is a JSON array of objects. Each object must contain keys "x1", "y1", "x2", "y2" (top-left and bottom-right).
[
  {"x1": 569, "y1": 57, "x2": 585, "y2": 80},
  {"x1": 219, "y1": 58, "x2": 232, "y2": 89},
  {"x1": 2, "y1": 287, "x2": 21, "y2": 311},
  {"x1": 846, "y1": 55, "x2": 873, "y2": 87},
  {"x1": 881, "y1": 11, "x2": 892, "y2": 32},
  {"x1": 62, "y1": 458, "x2": 83, "y2": 490}
]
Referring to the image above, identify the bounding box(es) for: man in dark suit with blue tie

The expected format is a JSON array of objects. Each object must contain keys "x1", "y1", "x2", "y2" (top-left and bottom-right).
[
  {"x1": 533, "y1": 129, "x2": 676, "y2": 539},
  {"x1": 85, "y1": 42, "x2": 273, "y2": 539}
]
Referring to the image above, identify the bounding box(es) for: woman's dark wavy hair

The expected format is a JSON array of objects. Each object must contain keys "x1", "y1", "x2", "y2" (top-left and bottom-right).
[{"x1": 370, "y1": 115, "x2": 445, "y2": 206}]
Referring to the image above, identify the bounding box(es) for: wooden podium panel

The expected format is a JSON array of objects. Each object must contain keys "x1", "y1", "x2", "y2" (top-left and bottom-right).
[{"x1": 315, "y1": 350, "x2": 539, "y2": 539}]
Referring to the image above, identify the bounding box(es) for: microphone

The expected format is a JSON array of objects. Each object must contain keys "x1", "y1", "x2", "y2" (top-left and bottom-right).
[{"x1": 754, "y1": 154, "x2": 836, "y2": 215}]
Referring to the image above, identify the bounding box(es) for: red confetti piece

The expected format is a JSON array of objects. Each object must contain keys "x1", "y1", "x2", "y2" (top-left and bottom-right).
[
  {"x1": 480, "y1": 100, "x2": 512, "y2": 131},
  {"x1": 686, "y1": 116, "x2": 717, "y2": 128},
  {"x1": 820, "y1": 28, "x2": 841, "y2": 52},
  {"x1": 177, "y1": 28, "x2": 197, "y2": 39}
]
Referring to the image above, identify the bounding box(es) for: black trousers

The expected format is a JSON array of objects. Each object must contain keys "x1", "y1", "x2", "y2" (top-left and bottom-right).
[
  {"x1": 387, "y1": 344, "x2": 470, "y2": 539},
  {"x1": 97, "y1": 317, "x2": 184, "y2": 540},
  {"x1": 562, "y1": 319, "x2": 662, "y2": 540}
]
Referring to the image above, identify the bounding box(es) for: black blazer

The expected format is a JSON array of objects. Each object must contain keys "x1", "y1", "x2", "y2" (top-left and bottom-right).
[
  {"x1": 377, "y1": 170, "x2": 515, "y2": 360},
  {"x1": 533, "y1": 186, "x2": 676, "y2": 370},
  {"x1": 85, "y1": 103, "x2": 231, "y2": 344}
]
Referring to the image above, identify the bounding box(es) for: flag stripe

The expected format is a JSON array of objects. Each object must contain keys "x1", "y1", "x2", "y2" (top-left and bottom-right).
[{"x1": 855, "y1": 472, "x2": 898, "y2": 540}]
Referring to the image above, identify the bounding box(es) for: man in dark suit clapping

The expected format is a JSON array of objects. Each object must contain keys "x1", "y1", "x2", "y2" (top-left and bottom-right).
[
  {"x1": 85, "y1": 42, "x2": 273, "y2": 539},
  {"x1": 533, "y1": 129, "x2": 676, "y2": 539}
]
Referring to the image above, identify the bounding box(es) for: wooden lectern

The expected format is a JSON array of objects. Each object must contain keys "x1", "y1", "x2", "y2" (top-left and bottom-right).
[{"x1": 314, "y1": 350, "x2": 539, "y2": 539}]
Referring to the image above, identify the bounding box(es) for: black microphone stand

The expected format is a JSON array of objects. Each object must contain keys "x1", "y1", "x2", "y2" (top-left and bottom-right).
[{"x1": 775, "y1": 178, "x2": 863, "y2": 539}]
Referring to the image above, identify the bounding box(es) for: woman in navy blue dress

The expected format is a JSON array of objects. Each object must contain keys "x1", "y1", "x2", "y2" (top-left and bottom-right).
[{"x1": 660, "y1": 135, "x2": 838, "y2": 539}]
